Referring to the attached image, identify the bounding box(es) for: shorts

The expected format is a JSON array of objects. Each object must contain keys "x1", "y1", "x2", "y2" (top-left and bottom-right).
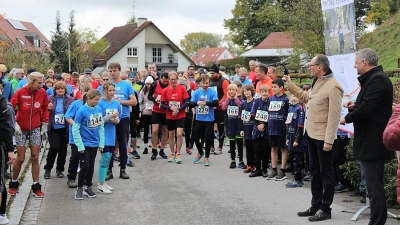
[
  {"x1": 214, "y1": 110, "x2": 225, "y2": 125},
  {"x1": 103, "y1": 146, "x2": 115, "y2": 153},
  {"x1": 167, "y1": 118, "x2": 185, "y2": 131},
  {"x1": 269, "y1": 135, "x2": 287, "y2": 148},
  {"x1": 151, "y1": 112, "x2": 167, "y2": 125},
  {"x1": 193, "y1": 121, "x2": 214, "y2": 141},
  {"x1": 15, "y1": 127, "x2": 41, "y2": 146},
  {"x1": 130, "y1": 117, "x2": 137, "y2": 137}
]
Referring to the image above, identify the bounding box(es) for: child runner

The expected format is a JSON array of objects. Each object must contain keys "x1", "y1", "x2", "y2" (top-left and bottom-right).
[
  {"x1": 160, "y1": 72, "x2": 189, "y2": 163},
  {"x1": 267, "y1": 79, "x2": 289, "y2": 181},
  {"x1": 285, "y1": 95, "x2": 307, "y2": 188},
  {"x1": 97, "y1": 82, "x2": 121, "y2": 194},
  {"x1": 240, "y1": 84, "x2": 256, "y2": 173},
  {"x1": 249, "y1": 85, "x2": 270, "y2": 178},
  {"x1": 221, "y1": 84, "x2": 245, "y2": 169},
  {"x1": 190, "y1": 75, "x2": 218, "y2": 166},
  {"x1": 73, "y1": 89, "x2": 104, "y2": 200}
]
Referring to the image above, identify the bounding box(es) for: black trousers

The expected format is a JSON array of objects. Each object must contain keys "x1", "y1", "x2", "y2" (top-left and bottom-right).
[
  {"x1": 117, "y1": 117, "x2": 130, "y2": 169},
  {"x1": 184, "y1": 113, "x2": 193, "y2": 149},
  {"x1": 291, "y1": 152, "x2": 304, "y2": 181},
  {"x1": 44, "y1": 128, "x2": 68, "y2": 171},
  {"x1": 308, "y1": 137, "x2": 335, "y2": 213},
  {"x1": 67, "y1": 144, "x2": 79, "y2": 180},
  {"x1": 193, "y1": 121, "x2": 213, "y2": 158},
  {"x1": 332, "y1": 136, "x2": 350, "y2": 185},
  {"x1": 141, "y1": 115, "x2": 151, "y2": 144},
  {"x1": 245, "y1": 139, "x2": 254, "y2": 167},
  {"x1": 78, "y1": 147, "x2": 98, "y2": 188},
  {"x1": 229, "y1": 138, "x2": 243, "y2": 161},
  {"x1": 253, "y1": 138, "x2": 270, "y2": 171},
  {"x1": 360, "y1": 160, "x2": 387, "y2": 225}
]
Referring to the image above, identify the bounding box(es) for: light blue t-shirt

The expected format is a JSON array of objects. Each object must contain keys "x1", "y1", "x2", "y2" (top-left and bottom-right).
[
  {"x1": 97, "y1": 81, "x2": 134, "y2": 118},
  {"x1": 190, "y1": 87, "x2": 218, "y2": 122},
  {"x1": 98, "y1": 98, "x2": 122, "y2": 147},
  {"x1": 240, "y1": 79, "x2": 253, "y2": 86},
  {"x1": 65, "y1": 99, "x2": 83, "y2": 144},
  {"x1": 72, "y1": 103, "x2": 105, "y2": 151},
  {"x1": 17, "y1": 79, "x2": 27, "y2": 90},
  {"x1": 53, "y1": 97, "x2": 65, "y2": 129},
  {"x1": 1, "y1": 79, "x2": 13, "y2": 101}
]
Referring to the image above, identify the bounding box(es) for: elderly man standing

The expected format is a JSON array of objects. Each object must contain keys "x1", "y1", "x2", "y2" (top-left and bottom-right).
[
  {"x1": 283, "y1": 54, "x2": 343, "y2": 222},
  {"x1": 340, "y1": 48, "x2": 393, "y2": 225}
]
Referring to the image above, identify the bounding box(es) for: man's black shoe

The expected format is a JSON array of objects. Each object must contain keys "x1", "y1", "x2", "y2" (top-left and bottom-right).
[
  {"x1": 249, "y1": 170, "x2": 263, "y2": 178},
  {"x1": 262, "y1": 169, "x2": 268, "y2": 178},
  {"x1": 143, "y1": 147, "x2": 148, "y2": 154},
  {"x1": 151, "y1": 149, "x2": 158, "y2": 160},
  {"x1": 159, "y1": 150, "x2": 167, "y2": 159},
  {"x1": 120, "y1": 169, "x2": 129, "y2": 179},
  {"x1": 308, "y1": 210, "x2": 331, "y2": 222},
  {"x1": 297, "y1": 207, "x2": 318, "y2": 217},
  {"x1": 44, "y1": 169, "x2": 51, "y2": 179}
]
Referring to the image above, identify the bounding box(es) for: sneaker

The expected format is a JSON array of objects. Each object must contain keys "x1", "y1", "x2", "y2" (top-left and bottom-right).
[
  {"x1": 75, "y1": 187, "x2": 84, "y2": 200},
  {"x1": 120, "y1": 169, "x2": 130, "y2": 179},
  {"x1": 266, "y1": 170, "x2": 278, "y2": 180},
  {"x1": 274, "y1": 170, "x2": 287, "y2": 181},
  {"x1": 127, "y1": 161, "x2": 135, "y2": 167},
  {"x1": 0, "y1": 215, "x2": 9, "y2": 224},
  {"x1": 67, "y1": 179, "x2": 77, "y2": 188},
  {"x1": 249, "y1": 169, "x2": 262, "y2": 178},
  {"x1": 186, "y1": 148, "x2": 192, "y2": 155},
  {"x1": 308, "y1": 210, "x2": 331, "y2": 222},
  {"x1": 229, "y1": 161, "x2": 236, "y2": 169},
  {"x1": 262, "y1": 169, "x2": 268, "y2": 178},
  {"x1": 175, "y1": 154, "x2": 182, "y2": 164},
  {"x1": 8, "y1": 181, "x2": 19, "y2": 196},
  {"x1": 204, "y1": 158, "x2": 210, "y2": 166},
  {"x1": 56, "y1": 171, "x2": 64, "y2": 178},
  {"x1": 334, "y1": 183, "x2": 348, "y2": 193},
  {"x1": 215, "y1": 147, "x2": 222, "y2": 155},
  {"x1": 31, "y1": 183, "x2": 44, "y2": 198},
  {"x1": 238, "y1": 161, "x2": 246, "y2": 169},
  {"x1": 297, "y1": 206, "x2": 319, "y2": 217},
  {"x1": 131, "y1": 150, "x2": 140, "y2": 159},
  {"x1": 44, "y1": 169, "x2": 51, "y2": 179},
  {"x1": 303, "y1": 172, "x2": 312, "y2": 181},
  {"x1": 286, "y1": 180, "x2": 303, "y2": 188},
  {"x1": 243, "y1": 166, "x2": 253, "y2": 173},
  {"x1": 104, "y1": 182, "x2": 114, "y2": 191},
  {"x1": 210, "y1": 147, "x2": 216, "y2": 155},
  {"x1": 193, "y1": 153, "x2": 204, "y2": 164},
  {"x1": 159, "y1": 150, "x2": 167, "y2": 159},
  {"x1": 168, "y1": 154, "x2": 175, "y2": 162},
  {"x1": 151, "y1": 149, "x2": 158, "y2": 160},
  {"x1": 105, "y1": 171, "x2": 113, "y2": 181},
  {"x1": 83, "y1": 187, "x2": 97, "y2": 198},
  {"x1": 143, "y1": 147, "x2": 149, "y2": 154},
  {"x1": 97, "y1": 184, "x2": 112, "y2": 194},
  {"x1": 113, "y1": 154, "x2": 120, "y2": 162}
]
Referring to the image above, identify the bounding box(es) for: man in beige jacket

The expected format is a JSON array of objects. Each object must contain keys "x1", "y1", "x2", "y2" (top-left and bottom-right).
[{"x1": 283, "y1": 54, "x2": 343, "y2": 222}]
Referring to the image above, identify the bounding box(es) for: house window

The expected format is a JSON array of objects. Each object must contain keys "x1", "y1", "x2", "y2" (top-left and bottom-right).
[
  {"x1": 128, "y1": 67, "x2": 138, "y2": 72},
  {"x1": 127, "y1": 47, "x2": 138, "y2": 57},
  {"x1": 16, "y1": 37, "x2": 25, "y2": 46},
  {"x1": 34, "y1": 39, "x2": 40, "y2": 47},
  {"x1": 152, "y1": 47, "x2": 162, "y2": 63}
]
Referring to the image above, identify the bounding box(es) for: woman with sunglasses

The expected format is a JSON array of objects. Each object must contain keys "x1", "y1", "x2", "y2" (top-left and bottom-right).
[{"x1": 100, "y1": 74, "x2": 110, "y2": 86}]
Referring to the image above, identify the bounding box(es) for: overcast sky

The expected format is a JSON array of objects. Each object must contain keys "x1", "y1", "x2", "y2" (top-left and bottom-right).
[{"x1": 2, "y1": 0, "x2": 236, "y2": 45}]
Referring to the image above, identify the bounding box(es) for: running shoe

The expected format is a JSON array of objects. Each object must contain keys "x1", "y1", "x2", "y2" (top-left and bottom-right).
[
  {"x1": 75, "y1": 187, "x2": 83, "y2": 200},
  {"x1": 175, "y1": 154, "x2": 182, "y2": 164},
  {"x1": 83, "y1": 187, "x2": 97, "y2": 198},
  {"x1": 168, "y1": 154, "x2": 175, "y2": 162},
  {"x1": 204, "y1": 158, "x2": 211, "y2": 166},
  {"x1": 193, "y1": 153, "x2": 204, "y2": 164},
  {"x1": 97, "y1": 184, "x2": 112, "y2": 194},
  {"x1": 186, "y1": 148, "x2": 192, "y2": 155}
]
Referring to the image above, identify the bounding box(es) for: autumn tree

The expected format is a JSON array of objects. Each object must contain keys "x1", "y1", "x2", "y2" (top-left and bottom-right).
[
  {"x1": 179, "y1": 32, "x2": 223, "y2": 57},
  {"x1": 365, "y1": 0, "x2": 400, "y2": 25}
]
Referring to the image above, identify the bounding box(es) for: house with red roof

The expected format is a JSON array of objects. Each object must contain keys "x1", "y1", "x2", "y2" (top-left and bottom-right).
[
  {"x1": 92, "y1": 18, "x2": 194, "y2": 74},
  {"x1": 191, "y1": 47, "x2": 234, "y2": 67}
]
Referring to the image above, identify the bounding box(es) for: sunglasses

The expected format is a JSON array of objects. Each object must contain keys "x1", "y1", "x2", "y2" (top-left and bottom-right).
[{"x1": 103, "y1": 79, "x2": 109, "y2": 81}]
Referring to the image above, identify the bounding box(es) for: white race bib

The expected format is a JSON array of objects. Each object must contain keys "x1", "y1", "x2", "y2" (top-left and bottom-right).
[
  {"x1": 254, "y1": 93, "x2": 261, "y2": 99},
  {"x1": 241, "y1": 110, "x2": 250, "y2": 122},
  {"x1": 269, "y1": 101, "x2": 282, "y2": 111},
  {"x1": 197, "y1": 105, "x2": 209, "y2": 115},
  {"x1": 88, "y1": 113, "x2": 103, "y2": 128},
  {"x1": 169, "y1": 101, "x2": 180, "y2": 108},
  {"x1": 255, "y1": 110, "x2": 268, "y2": 122},
  {"x1": 227, "y1": 105, "x2": 239, "y2": 116},
  {"x1": 286, "y1": 112, "x2": 293, "y2": 124},
  {"x1": 105, "y1": 108, "x2": 117, "y2": 116},
  {"x1": 145, "y1": 102, "x2": 153, "y2": 110},
  {"x1": 54, "y1": 114, "x2": 65, "y2": 124}
]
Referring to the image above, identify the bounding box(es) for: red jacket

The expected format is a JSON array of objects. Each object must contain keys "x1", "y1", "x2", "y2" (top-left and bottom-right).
[{"x1": 11, "y1": 86, "x2": 49, "y2": 131}]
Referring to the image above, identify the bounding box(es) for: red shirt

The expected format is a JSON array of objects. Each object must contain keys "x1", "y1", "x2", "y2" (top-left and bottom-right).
[
  {"x1": 153, "y1": 80, "x2": 167, "y2": 114},
  {"x1": 248, "y1": 70, "x2": 256, "y2": 85},
  {"x1": 190, "y1": 81, "x2": 197, "y2": 91},
  {"x1": 161, "y1": 85, "x2": 189, "y2": 120},
  {"x1": 91, "y1": 80, "x2": 99, "y2": 89}
]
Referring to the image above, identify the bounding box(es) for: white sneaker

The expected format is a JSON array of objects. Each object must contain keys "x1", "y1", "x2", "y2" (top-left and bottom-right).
[
  {"x1": 0, "y1": 215, "x2": 9, "y2": 225},
  {"x1": 104, "y1": 182, "x2": 114, "y2": 191},
  {"x1": 97, "y1": 185, "x2": 112, "y2": 194}
]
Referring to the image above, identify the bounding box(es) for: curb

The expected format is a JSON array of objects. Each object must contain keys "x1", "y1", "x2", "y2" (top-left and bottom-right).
[{"x1": 8, "y1": 148, "x2": 46, "y2": 225}]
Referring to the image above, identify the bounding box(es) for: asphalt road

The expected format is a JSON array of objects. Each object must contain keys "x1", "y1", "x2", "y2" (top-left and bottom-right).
[{"x1": 35, "y1": 141, "x2": 399, "y2": 225}]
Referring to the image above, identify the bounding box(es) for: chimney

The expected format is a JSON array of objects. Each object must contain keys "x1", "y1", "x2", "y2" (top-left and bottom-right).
[{"x1": 137, "y1": 17, "x2": 148, "y2": 27}]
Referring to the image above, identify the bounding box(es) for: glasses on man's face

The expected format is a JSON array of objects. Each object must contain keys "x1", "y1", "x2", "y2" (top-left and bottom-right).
[
  {"x1": 56, "y1": 87, "x2": 65, "y2": 90},
  {"x1": 103, "y1": 79, "x2": 109, "y2": 81}
]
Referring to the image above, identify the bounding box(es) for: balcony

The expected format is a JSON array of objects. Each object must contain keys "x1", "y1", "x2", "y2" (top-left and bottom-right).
[{"x1": 145, "y1": 57, "x2": 178, "y2": 67}]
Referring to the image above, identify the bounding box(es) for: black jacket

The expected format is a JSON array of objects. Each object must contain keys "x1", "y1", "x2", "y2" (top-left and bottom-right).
[
  {"x1": 345, "y1": 66, "x2": 394, "y2": 160},
  {"x1": 0, "y1": 95, "x2": 13, "y2": 153}
]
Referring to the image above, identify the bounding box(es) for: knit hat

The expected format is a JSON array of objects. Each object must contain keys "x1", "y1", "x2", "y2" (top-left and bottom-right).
[
  {"x1": 145, "y1": 76, "x2": 154, "y2": 84},
  {"x1": 178, "y1": 77, "x2": 189, "y2": 89},
  {"x1": 209, "y1": 64, "x2": 219, "y2": 74}
]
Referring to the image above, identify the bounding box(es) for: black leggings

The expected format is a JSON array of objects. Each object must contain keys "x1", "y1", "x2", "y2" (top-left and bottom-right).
[
  {"x1": 229, "y1": 138, "x2": 243, "y2": 161},
  {"x1": 245, "y1": 139, "x2": 254, "y2": 167},
  {"x1": 141, "y1": 115, "x2": 152, "y2": 144},
  {"x1": 116, "y1": 118, "x2": 130, "y2": 169},
  {"x1": 78, "y1": 147, "x2": 98, "y2": 188},
  {"x1": 67, "y1": 144, "x2": 79, "y2": 180},
  {"x1": 193, "y1": 121, "x2": 213, "y2": 158},
  {"x1": 44, "y1": 128, "x2": 68, "y2": 171},
  {"x1": 253, "y1": 138, "x2": 271, "y2": 171},
  {"x1": 184, "y1": 113, "x2": 193, "y2": 149}
]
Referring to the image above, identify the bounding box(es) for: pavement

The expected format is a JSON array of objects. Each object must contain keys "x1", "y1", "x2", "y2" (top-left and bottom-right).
[{"x1": 8, "y1": 139, "x2": 400, "y2": 225}]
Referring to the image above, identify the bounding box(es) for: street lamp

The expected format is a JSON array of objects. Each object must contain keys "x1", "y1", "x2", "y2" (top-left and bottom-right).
[{"x1": 50, "y1": 31, "x2": 71, "y2": 72}]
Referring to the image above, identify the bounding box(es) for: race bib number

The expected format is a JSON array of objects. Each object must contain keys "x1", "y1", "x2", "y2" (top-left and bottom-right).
[
  {"x1": 198, "y1": 105, "x2": 209, "y2": 115},
  {"x1": 145, "y1": 102, "x2": 153, "y2": 110},
  {"x1": 169, "y1": 101, "x2": 180, "y2": 108},
  {"x1": 227, "y1": 105, "x2": 239, "y2": 116},
  {"x1": 269, "y1": 101, "x2": 282, "y2": 111},
  {"x1": 105, "y1": 108, "x2": 117, "y2": 116},
  {"x1": 241, "y1": 110, "x2": 250, "y2": 122},
  {"x1": 255, "y1": 110, "x2": 268, "y2": 122},
  {"x1": 54, "y1": 114, "x2": 65, "y2": 124},
  {"x1": 88, "y1": 113, "x2": 103, "y2": 128},
  {"x1": 254, "y1": 93, "x2": 261, "y2": 99},
  {"x1": 286, "y1": 112, "x2": 293, "y2": 124}
]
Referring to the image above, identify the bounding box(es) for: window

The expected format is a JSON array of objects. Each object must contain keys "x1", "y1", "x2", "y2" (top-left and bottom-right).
[
  {"x1": 152, "y1": 47, "x2": 162, "y2": 63},
  {"x1": 128, "y1": 67, "x2": 138, "y2": 72},
  {"x1": 16, "y1": 37, "x2": 25, "y2": 45},
  {"x1": 127, "y1": 47, "x2": 138, "y2": 57},
  {"x1": 34, "y1": 39, "x2": 40, "y2": 47}
]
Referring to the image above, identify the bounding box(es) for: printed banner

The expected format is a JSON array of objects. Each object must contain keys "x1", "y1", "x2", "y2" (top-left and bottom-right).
[{"x1": 321, "y1": 0, "x2": 358, "y2": 134}]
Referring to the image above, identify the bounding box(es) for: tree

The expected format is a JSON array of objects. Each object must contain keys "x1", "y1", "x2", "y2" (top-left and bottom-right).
[
  {"x1": 126, "y1": 16, "x2": 136, "y2": 25},
  {"x1": 365, "y1": 0, "x2": 400, "y2": 25},
  {"x1": 67, "y1": 10, "x2": 82, "y2": 72},
  {"x1": 179, "y1": 32, "x2": 223, "y2": 56},
  {"x1": 223, "y1": 34, "x2": 246, "y2": 56},
  {"x1": 50, "y1": 11, "x2": 70, "y2": 72}
]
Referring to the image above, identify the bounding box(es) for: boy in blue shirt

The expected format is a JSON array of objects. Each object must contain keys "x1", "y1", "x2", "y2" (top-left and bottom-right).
[
  {"x1": 240, "y1": 84, "x2": 255, "y2": 173},
  {"x1": 189, "y1": 75, "x2": 219, "y2": 166},
  {"x1": 267, "y1": 79, "x2": 289, "y2": 181}
]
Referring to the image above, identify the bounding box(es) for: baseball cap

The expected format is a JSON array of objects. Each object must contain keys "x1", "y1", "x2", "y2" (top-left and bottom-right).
[
  {"x1": 128, "y1": 72, "x2": 137, "y2": 78},
  {"x1": 209, "y1": 64, "x2": 219, "y2": 74},
  {"x1": 54, "y1": 75, "x2": 63, "y2": 79},
  {"x1": 84, "y1": 68, "x2": 92, "y2": 74}
]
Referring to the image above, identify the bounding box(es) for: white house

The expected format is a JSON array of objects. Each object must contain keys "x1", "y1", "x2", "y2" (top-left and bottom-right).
[{"x1": 93, "y1": 18, "x2": 194, "y2": 74}]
